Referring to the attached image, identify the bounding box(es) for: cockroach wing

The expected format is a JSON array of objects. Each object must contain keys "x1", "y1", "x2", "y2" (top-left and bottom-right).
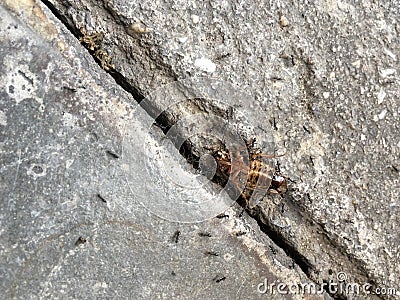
[{"x1": 248, "y1": 163, "x2": 274, "y2": 208}]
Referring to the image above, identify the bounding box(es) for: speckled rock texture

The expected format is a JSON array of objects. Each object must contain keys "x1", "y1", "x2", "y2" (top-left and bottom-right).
[{"x1": 1, "y1": 0, "x2": 399, "y2": 299}]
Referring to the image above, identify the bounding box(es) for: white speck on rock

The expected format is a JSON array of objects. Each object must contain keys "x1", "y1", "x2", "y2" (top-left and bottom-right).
[
  {"x1": 0, "y1": 110, "x2": 7, "y2": 126},
  {"x1": 335, "y1": 122, "x2": 344, "y2": 130},
  {"x1": 378, "y1": 109, "x2": 387, "y2": 120},
  {"x1": 66, "y1": 159, "x2": 74, "y2": 169},
  {"x1": 4, "y1": 62, "x2": 41, "y2": 105},
  {"x1": 194, "y1": 57, "x2": 216, "y2": 73},
  {"x1": 384, "y1": 48, "x2": 396, "y2": 60},
  {"x1": 323, "y1": 92, "x2": 330, "y2": 99},
  {"x1": 178, "y1": 36, "x2": 188, "y2": 43},
  {"x1": 191, "y1": 14, "x2": 200, "y2": 24},
  {"x1": 351, "y1": 60, "x2": 361, "y2": 68},
  {"x1": 223, "y1": 253, "x2": 235, "y2": 261},
  {"x1": 380, "y1": 68, "x2": 396, "y2": 78},
  {"x1": 279, "y1": 15, "x2": 289, "y2": 27},
  {"x1": 377, "y1": 89, "x2": 386, "y2": 104}
]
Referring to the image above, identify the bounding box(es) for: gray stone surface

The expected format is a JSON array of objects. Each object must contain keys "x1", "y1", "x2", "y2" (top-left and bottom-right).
[{"x1": 1, "y1": 0, "x2": 399, "y2": 299}]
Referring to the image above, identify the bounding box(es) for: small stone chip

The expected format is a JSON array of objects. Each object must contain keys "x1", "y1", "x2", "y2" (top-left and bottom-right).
[
  {"x1": 279, "y1": 15, "x2": 289, "y2": 27},
  {"x1": 129, "y1": 23, "x2": 152, "y2": 34},
  {"x1": 191, "y1": 14, "x2": 200, "y2": 24},
  {"x1": 194, "y1": 57, "x2": 216, "y2": 73}
]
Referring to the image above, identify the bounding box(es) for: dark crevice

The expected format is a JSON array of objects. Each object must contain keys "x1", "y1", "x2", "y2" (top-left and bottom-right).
[
  {"x1": 108, "y1": 69, "x2": 145, "y2": 103},
  {"x1": 40, "y1": 0, "x2": 81, "y2": 37},
  {"x1": 249, "y1": 206, "x2": 313, "y2": 276},
  {"x1": 41, "y1": 0, "x2": 145, "y2": 105}
]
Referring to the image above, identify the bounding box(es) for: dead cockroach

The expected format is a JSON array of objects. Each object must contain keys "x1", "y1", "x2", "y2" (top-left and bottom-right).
[
  {"x1": 79, "y1": 29, "x2": 114, "y2": 71},
  {"x1": 94, "y1": 49, "x2": 115, "y2": 71},
  {"x1": 212, "y1": 144, "x2": 287, "y2": 208},
  {"x1": 79, "y1": 29, "x2": 104, "y2": 51}
]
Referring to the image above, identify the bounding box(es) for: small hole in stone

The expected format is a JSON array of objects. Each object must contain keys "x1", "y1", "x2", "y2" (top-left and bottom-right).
[{"x1": 32, "y1": 165, "x2": 43, "y2": 174}]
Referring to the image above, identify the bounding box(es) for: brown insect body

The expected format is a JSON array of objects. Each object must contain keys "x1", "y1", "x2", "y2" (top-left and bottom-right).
[
  {"x1": 79, "y1": 29, "x2": 115, "y2": 71},
  {"x1": 213, "y1": 146, "x2": 287, "y2": 208},
  {"x1": 79, "y1": 31, "x2": 104, "y2": 51}
]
